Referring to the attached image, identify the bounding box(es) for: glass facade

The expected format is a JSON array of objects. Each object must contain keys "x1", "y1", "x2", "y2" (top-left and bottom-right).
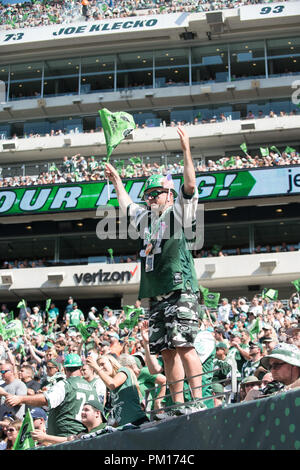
[
  {"x1": 1, "y1": 92, "x2": 297, "y2": 139},
  {"x1": 43, "y1": 58, "x2": 81, "y2": 97},
  {"x1": 0, "y1": 216, "x2": 299, "y2": 266},
  {"x1": 267, "y1": 37, "x2": 300, "y2": 76},
  {"x1": 81, "y1": 54, "x2": 115, "y2": 93},
  {"x1": 117, "y1": 51, "x2": 153, "y2": 89},
  {"x1": 1, "y1": 36, "x2": 299, "y2": 101},
  {"x1": 230, "y1": 40, "x2": 266, "y2": 81},
  {"x1": 191, "y1": 44, "x2": 228, "y2": 84},
  {"x1": 155, "y1": 48, "x2": 189, "y2": 87},
  {"x1": 9, "y1": 61, "x2": 43, "y2": 100}
]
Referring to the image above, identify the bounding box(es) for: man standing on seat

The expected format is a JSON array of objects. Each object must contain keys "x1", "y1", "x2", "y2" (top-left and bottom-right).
[{"x1": 104, "y1": 126, "x2": 204, "y2": 415}]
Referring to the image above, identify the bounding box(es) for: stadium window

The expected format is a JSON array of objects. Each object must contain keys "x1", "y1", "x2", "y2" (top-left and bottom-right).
[
  {"x1": 43, "y1": 58, "x2": 80, "y2": 97},
  {"x1": 191, "y1": 44, "x2": 228, "y2": 85},
  {"x1": 266, "y1": 37, "x2": 300, "y2": 76},
  {"x1": 9, "y1": 62, "x2": 43, "y2": 100},
  {"x1": 229, "y1": 41, "x2": 266, "y2": 81},
  {"x1": 116, "y1": 51, "x2": 154, "y2": 90},
  {"x1": 154, "y1": 48, "x2": 189, "y2": 87},
  {"x1": 81, "y1": 55, "x2": 115, "y2": 93}
]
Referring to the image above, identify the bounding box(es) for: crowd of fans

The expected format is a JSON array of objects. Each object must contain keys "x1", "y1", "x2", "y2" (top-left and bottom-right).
[
  {"x1": 0, "y1": 0, "x2": 288, "y2": 31},
  {"x1": 2, "y1": 108, "x2": 299, "y2": 141},
  {"x1": 0, "y1": 288, "x2": 299, "y2": 448},
  {"x1": 0, "y1": 141, "x2": 299, "y2": 188}
]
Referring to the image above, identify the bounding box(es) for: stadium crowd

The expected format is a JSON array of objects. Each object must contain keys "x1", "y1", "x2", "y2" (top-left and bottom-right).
[
  {"x1": 0, "y1": 0, "x2": 289, "y2": 31},
  {"x1": 0, "y1": 142, "x2": 299, "y2": 188},
  {"x1": 0, "y1": 286, "x2": 299, "y2": 448}
]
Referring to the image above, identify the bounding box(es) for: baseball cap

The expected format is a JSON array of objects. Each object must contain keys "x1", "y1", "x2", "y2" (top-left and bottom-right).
[
  {"x1": 68, "y1": 331, "x2": 77, "y2": 337},
  {"x1": 47, "y1": 359, "x2": 61, "y2": 370},
  {"x1": 262, "y1": 323, "x2": 272, "y2": 330},
  {"x1": 214, "y1": 327, "x2": 225, "y2": 335},
  {"x1": 249, "y1": 341, "x2": 263, "y2": 352},
  {"x1": 211, "y1": 383, "x2": 225, "y2": 395},
  {"x1": 216, "y1": 342, "x2": 228, "y2": 350},
  {"x1": 133, "y1": 352, "x2": 145, "y2": 368},
  {"x1": 229, "y1": 331, "x2": 241, "y2": 338},
  {"x1": 141, "y1": 173, "x2": 177, "y2": 199},
  {"x1": 31, "y1": 408, "x2": 48, "y2": 420},
  {"x1": 64, "y1": 353, "x2": 83, "y2": 368},
  {"x1": 84, "y1": 399, "x2": 104, "y2": 414},
  {"x1": 241, "y1": 375, "x2": 261, "y2": 386}
]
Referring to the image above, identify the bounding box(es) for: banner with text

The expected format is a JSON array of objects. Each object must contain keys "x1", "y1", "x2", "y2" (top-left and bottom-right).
[
  {"x1": 0, "y1": 13, "x2": 189, "y2": 47},
  {"x1": 0, "y1": 166, "x2": 299, "y2": 217},
  {"x1": 240, "y1": 2, "x2": 300, "y2": 21}
]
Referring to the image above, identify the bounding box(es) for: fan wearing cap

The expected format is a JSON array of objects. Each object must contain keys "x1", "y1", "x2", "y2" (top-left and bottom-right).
[
  {"x1": 64, "y1": 296, "x2": 74, "y2": 318},
  {"x1": 65, "y1": 303, "x2": 85, "y2": 329},
  {"x1": 239, "y1": 375, "x2": 262, "y2": 402},
  {"x1": 259, "y1": 343, "x2": 300, "y2": 391},
  {"x1": 212, "y1": 342, "x2": 232, "y2": 385},
  {"x1": 5, "y1": 353, "x2": 99, "y2": 437},
  {"x1": 87, "y1": 306, "x2": 98, "y2": 322},
  {"x1": 241, "y1": 341, "x2": 264, "y2": 381},
  {"x1": 31, "y1": 399, "x2": 106, "y2": 446},
  {"x1": 39, "y1": 359, "x2": 65, "y2": 391},
  {"x1": 104, "y1": 126, "x2": 204, "y2": 414}
]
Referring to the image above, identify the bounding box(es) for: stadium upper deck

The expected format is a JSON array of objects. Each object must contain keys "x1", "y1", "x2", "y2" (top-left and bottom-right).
[{"x1": 0, "y1": 3, "x2": 300, "y2": 306}]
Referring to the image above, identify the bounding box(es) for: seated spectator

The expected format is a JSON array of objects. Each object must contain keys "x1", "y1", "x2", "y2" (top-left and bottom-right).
[
  {"x1": 240, "y1": 341, "x2": 264, "y2": 381},
  {"x1": 31, "y1": 398, "x2": 106, "y2": 446},
  {"x1": 4, "y1": 418, "x2": 22, "y2": 451},
  {"x1": 211, "y1": 383, "x2": 226, "y2": 407},
  {"x1": 239, "y1": 375, "x2": 262, "y2": 402},
  {"x1": 260, "y1": 343, "x2": 300, "y2": 391}
]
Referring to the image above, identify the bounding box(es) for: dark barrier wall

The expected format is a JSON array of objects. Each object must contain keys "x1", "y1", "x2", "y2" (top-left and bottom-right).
[{"x1": 36, "y1": 388, "x2": 300, "y2": 451}]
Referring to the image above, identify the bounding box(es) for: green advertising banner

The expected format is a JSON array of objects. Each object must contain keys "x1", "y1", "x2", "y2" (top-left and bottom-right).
[{"x1": 0, "y1": 166, "x2": 299, "y2": 217}]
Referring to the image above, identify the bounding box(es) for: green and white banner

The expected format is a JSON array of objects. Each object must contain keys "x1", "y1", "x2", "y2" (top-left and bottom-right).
[
  {"x1": 240, "y1": 2, "x2": 300, "y2": 21},
  {"x1": 0, "y1": 166, "x2": 299, "y2": 217},
  {"x1": 0, "y1": 13, "x2": 189, "y2": 46}
]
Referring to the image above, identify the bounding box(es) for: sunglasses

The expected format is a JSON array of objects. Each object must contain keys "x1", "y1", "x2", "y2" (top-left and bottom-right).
[
  {"x1": 7, "y1": 428, "x2": 16, "y2": 432},
  {"x1": 0, "y1": 370, "x2": 10, "y2": 374},
  {"x1": 144, "y1": 189, "x2": 168, "y2": 201}
]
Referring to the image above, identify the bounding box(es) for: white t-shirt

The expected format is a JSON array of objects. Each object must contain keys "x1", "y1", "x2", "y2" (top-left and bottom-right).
[{"x1": 217, "y1": 304, "x2": 231, "y2": 323}]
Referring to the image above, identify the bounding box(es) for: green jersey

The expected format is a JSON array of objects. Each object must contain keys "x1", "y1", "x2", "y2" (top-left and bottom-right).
[
  {"x1": 110, "y1": 367, "x2": 147, "y2": 427},
  {"x1": 128, "y1": 187, "x2": 199, "y2": 299},
  {"x1": 138, "y1": 366, "x2": 158, "y2": 409},
  {"x1": 45, "y1": 376, "x2": 97, "y2": 436},
  {"x1": 67, "y1": 309, "x2": 84, "y2": 326}
]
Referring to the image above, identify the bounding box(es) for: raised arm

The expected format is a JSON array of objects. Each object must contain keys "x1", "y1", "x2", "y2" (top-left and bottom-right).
[
  {"x1": 177, "y1": 126, "x2": 196, "y2": 196},
  {"x1": 104, "y1": 162, "x2": 133, "y2": 214},
  {"x1": 140, "y1": 321, "x2": 163, "y2": 375}
]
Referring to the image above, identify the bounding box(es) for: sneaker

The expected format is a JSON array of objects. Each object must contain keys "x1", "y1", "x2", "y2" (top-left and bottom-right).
[
  {"x1": 184, "y1": 399, "x2": 207, "y2": 415},
  {"x1": 153, "y1": 403, "x2": 186, "y2": 420}
]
